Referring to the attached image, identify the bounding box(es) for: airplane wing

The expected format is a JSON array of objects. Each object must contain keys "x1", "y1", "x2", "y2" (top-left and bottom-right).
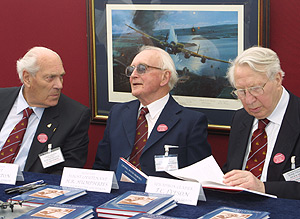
[{"x1": 125, "y1": 24, "x2": 230, "y2": 64}]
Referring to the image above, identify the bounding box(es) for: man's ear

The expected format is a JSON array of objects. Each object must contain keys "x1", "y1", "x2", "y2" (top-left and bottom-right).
[
  {"x1": 160, "y1": 70, "x2": 171, "y2": 87},
  {"x1": 23, "y1": 71, "x2": 31, "y2": 87}
]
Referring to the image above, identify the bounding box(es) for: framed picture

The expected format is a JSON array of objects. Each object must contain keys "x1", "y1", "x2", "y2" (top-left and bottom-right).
[{"x1": 87, "y1": 0, "x2": 269, "y2": 133}]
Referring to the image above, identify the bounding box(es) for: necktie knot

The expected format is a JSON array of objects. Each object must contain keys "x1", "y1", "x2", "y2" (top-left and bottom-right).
[
  {"x1": 140, "y1": 107, "x2": 149, "y2": 117},
  {"x1": 258, "y1": 118, "x2": 269, "y2": 130},
  {"x1": 23, "y1": 107, "x2": 33, "y2": 119}
]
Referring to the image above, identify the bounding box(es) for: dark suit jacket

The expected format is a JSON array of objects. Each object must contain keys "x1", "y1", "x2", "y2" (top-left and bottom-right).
[
  {"x1": 93, "y1": 95, "x2": 212, "y2": 177},
  {"x1": 223, "y1": 91, "x2": 300, "y2": 199},
  {"x1": 0, "y1": 87, "x2": 91, "y2": 175}
]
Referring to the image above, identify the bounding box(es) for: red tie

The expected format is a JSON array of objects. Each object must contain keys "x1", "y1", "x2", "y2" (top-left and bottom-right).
[
  {"x1": 246, "y1": 119, "x2": 270, "y2": 179},
  {"x1": 0, "y1": 107, "x2": 33, "y2": 163},
  {"x1": 129, "y1": 107, "x2": 149, "y2": 169}
]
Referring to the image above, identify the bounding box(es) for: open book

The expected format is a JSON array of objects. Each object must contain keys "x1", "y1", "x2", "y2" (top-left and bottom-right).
[{"x1": 166, "y1": 155, "x2": 277, "y2": 198}]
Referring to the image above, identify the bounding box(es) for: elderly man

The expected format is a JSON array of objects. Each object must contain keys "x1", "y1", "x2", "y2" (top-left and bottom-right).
[
  {"x1": 223, "y1": 46, "x2": 300, "y2": 199},
  {"x1": 0, "y1": 46, "x2": 90, "y2": 174},
  {"x1": 93, "y1": 45, "x2": 211, "y2": 177}
]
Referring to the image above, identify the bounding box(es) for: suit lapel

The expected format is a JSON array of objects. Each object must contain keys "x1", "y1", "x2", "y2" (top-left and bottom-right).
[
  {"x1": 143, "y1": 96, "x2": 180, "y2": 153},
  {"x1": 24, "y1": 106, "x2": 59, "y2": 171},
  {"x1": 0, "y1": 87, "x2": 20, "y2": 129},
  {"x1": 268, "y1": 93, "x2": 300, "y2": 180},
  {"x1": 122, "y1": 100, "x2": 140, "y2": 154},
  {"x1": 232, "y1": 114, "x2": 254, "y2": 168}
]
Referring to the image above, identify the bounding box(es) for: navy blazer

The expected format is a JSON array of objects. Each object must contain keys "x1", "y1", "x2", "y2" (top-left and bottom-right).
[
  {"x1": 93, "y1": 95, "x2": 212, "y2": 177},
  {"x1": 0, "y1": 87, "x2": 91, "y2": 175},
  {"x1": 223, "y1": 91, "x2": 300, "y2": 199}
]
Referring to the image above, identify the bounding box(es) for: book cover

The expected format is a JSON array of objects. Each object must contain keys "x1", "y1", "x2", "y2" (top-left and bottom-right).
[
  {"x1": 115, "y1": 157, "x2": 148, "y2": 184},
  {"x1": 96, "y1": 191, "x2": 174, "y2": 217},
  {"x1": 131, "y1": 213, "x2": 187, "y2": 219},
  {"x1": 152, "y1": 200, "x2": 177, "y2": 215},
  {"x1": 10, "y1": 185, "x2": 87, "y2": 207},
  {"x1": 197, "y1": 206, "x2": 270, "y2": 219},
  {"x1": 15, "y1": 203, "x2": 94, "y2": 219},
  {"x1": 97, "y1": 200, "x2": 177, "y2": 219}
]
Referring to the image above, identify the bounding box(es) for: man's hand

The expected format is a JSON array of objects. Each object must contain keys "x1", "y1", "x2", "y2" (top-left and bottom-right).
[{"x1": 223, "y1": 169, "x2": 265, "y2": 193}]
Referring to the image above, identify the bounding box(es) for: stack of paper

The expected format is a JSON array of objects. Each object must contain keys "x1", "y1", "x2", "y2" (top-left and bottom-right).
[
  {"x1": 96, "y1": 191, "x2": 177, "y2": 218},
  {"x1": 167, "y1": 155, "x2": 277, "y2": 198}
]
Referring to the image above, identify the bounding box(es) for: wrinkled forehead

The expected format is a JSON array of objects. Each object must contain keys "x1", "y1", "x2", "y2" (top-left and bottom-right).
[{"x1": 132, "y1": 49, "x2": 161, "y2": 66}]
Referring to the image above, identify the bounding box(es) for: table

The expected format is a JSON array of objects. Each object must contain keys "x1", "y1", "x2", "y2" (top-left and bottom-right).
[{"x1": 1, "y1": 172, "x2": 299, "y2": 218}]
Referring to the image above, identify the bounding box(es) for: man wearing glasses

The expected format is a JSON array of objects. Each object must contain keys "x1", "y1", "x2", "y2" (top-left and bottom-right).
[
  {"x1": 93, "y1": 45, "x2": 211, "y2": 177},
  {"x1": 222, "y1": 46, "x2": 300, "y2": 199}
]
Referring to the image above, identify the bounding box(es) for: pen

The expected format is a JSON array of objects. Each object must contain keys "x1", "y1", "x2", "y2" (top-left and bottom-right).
[
  {"x1": 5, "y1": 180, "x2": 45, "y2": 194},
  {"x1": 291, "y1": 156, "x2": 296, "y2": 170}
]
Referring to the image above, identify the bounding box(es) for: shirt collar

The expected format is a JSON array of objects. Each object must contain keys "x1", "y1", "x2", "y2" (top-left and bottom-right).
[
  {"x1": 139, "y1": 93, "x2": 170, "y2": 119},
  {"x1": 268, "y1": 86, "x2": 289, "y2": 125},
  {"x1": 16, "y1": 86, "x2": 45, "y2": 119}
]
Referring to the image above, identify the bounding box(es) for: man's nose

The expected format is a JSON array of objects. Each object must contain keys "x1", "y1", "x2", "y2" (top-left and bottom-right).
[{"x1": 53, "y1": 77, "x2": 63, "y2": 89}]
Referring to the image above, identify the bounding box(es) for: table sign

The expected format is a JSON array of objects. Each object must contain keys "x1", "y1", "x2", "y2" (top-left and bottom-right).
[
  {"x1": 145, "y1": 176, "x2": 205, "y2": 206},
  {"x1": 60, "y1": 167, "x2": 119, "y2": 193},
  {"x1": 0, "y1": 163, "x2": 19, "y2": 185}
]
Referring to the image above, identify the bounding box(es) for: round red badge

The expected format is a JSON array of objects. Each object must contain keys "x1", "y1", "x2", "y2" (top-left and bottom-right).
[
  {"x1": 157, "y1": 124, "x2": 168, "y2": 132},
  {"x1": 37, "y1": 133, "x2": 48, "y2": 143},
  {"x1": 273, "y1": 153, "x2": 285, "y2": 164}
]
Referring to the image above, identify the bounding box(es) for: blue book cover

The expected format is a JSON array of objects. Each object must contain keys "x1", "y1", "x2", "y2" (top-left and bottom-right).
[
  {"x1": 115, "y1": 157, "x2": 148, "y2": 184},
  {"x1": 15, "y1": 203, "x2": 94, "y2": 219},
  {"x1": 96, "y1": 191, "x2": 174, "y2": 217},
  {"x1": 152, "y1": 200, "x2": 177, "y2": 215},
  {"x1": 197, "y1": 206, "x2": 270, "y2": 219},
  {"x1": 131, "y1": 213, "x2": 187, "y2": 219},
  {"x1": 10, "y1": 185, "x2": 87, "y2": 207}
]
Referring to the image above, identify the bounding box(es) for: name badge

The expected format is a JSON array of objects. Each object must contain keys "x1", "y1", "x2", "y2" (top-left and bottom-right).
[
  {"x1": 60, "y1": 167, "x2": 119, "y2": 193},
  {"x1": 154, "y1": 154, "x2": 178, "y2": 172},
  {"x1": 283, "y1": 167, "x2": 300, "y2": 182},
  {"x1": 39, "y1": 147, "x2": 65, "y2": 169}
]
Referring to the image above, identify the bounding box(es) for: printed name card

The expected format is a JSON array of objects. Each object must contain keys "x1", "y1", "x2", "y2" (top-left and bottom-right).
[
  {"x1": 145, "y1": 176, "x2": 206, "y2": 205},
  {"x1": 60, "y1": 167, "x2": 119, "y2": 193},
  {"x1": 0, "y1": 163, "x2": 19, "y2": 185}
]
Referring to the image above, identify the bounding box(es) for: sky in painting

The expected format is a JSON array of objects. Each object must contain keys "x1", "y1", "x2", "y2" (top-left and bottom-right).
[{"x1": 111, "y1": 10, "x2": 238, "y2": 34}]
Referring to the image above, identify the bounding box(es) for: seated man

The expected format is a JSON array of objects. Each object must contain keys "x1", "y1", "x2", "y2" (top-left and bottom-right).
[
  {"x1": 93, "y1": 45, "x2": 211, "y2": 177},
  {"x1": 223, "y1": 46, "x2": 300, "y2": 199},
  {"x1": 0, "y1": 46, "x2": 91, "y2": 175}
]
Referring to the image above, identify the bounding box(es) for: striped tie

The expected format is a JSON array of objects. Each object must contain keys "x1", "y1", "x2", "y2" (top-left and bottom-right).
[
  {"x1": 129, "y1": 107, "x2": 149, "y2": 169},
  {"x1": 246, "y1": 118, "x2": 270, "y2": 179},
  {"x1": 0, "y1": 107, "x2": 33, "y2": 163}
]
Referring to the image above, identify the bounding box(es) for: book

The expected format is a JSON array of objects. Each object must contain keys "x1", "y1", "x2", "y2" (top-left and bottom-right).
[
  {"x1": 96, "y1": 191, "x2": 175, "y2": 218},
  {"x1": 197, "y1": 206, "x2": 270, "y2": 219},
  {"x1": 9, "y1": 185, "x2": 87, "y2": 207},
  {"x1": 167, "y1": 155, "x2": 277, "y2": 198},
  {"x1": 15, "y1": 203, "x2": 94, "y2": 219},
  {"x1": 131, "y1": 213, "x2": 187, "y2": 218},
  {"x1": 115, "y1": 157, "x2": 148, "y2": 184},
  {"x1": 97, "y1": 201, "x2": 178, "y2": 219}
]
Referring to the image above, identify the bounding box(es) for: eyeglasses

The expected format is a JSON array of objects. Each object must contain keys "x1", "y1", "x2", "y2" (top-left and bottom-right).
[
  {"x1": 231, "y1": 80, "x2": 269, "y2": 99},
  {"x1": 125, "y1": 63, "x2": 164, "y2": 77}
]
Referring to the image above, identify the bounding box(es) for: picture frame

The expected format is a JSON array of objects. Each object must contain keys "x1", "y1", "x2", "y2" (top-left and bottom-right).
[{"x1": 87, "y1": 0, "x2": 269, "y2": 134}]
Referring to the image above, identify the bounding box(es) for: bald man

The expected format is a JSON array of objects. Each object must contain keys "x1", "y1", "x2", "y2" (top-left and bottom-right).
[{"x1": 0, "y1": 46, "x2": 90, "y2": 174}]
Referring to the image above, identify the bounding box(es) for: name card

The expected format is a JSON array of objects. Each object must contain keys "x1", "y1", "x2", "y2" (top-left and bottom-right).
[
  {"x1": 145, "y1": 176, "x2": 206, "y2": 205},
  {"x1": 60, "y1": 167, "x2": 119, "y2": 193},
  {"x1": 0, "y1": 163, "x2": 19, "y2": 185}
]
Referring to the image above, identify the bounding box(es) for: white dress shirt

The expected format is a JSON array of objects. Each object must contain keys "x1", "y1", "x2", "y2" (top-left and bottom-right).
[
  {"x1": 138, "y1": 93, "x2": 169, "y2": 138},
  {"x1": 0, "y1": 87, "x2": 44, "y2": 171}
]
